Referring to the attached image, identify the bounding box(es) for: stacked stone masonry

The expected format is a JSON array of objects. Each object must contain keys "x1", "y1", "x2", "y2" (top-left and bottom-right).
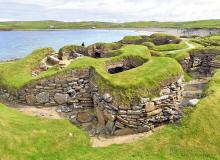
[
  {"x1": 0, "y1": 68, "x2": 184, "y2": 136},
  {"x1": 180, "y1": 52, "x2": 220, "y2": 76},
  {"x1": 92, "y1": 77, "x2": 183, "y2": 136}
]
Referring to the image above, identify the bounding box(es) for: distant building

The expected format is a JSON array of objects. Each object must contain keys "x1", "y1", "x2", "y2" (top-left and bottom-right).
[{"x1": 49, "y1": 25, "x2": 55, "y2": 29}]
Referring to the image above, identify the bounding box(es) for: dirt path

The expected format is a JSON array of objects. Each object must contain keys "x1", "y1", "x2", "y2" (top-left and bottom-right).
[
  {"x1": 9, "y1": 104, "x2": 62, "y2": 119},
  {"x1": 91, "y1": 126, "x2": 164, "y2": 147},
  {"x1": 168, "y1": 39, "x2": 195, "y2": 54},
  {"x1": 184, "y1": 40, "x2": 196, "y2": 49}
]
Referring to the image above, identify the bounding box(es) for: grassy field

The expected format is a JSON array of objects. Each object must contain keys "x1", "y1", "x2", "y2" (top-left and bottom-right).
[
  {"x1": 1, "y1": 19, "x2": 220, "y2": 30},
  {"x1": 0, "y1": 48, "x2": 54, "y2": 90},
  {"x1": 1, "y1": 68, "x2": 220, "y2": 159}
]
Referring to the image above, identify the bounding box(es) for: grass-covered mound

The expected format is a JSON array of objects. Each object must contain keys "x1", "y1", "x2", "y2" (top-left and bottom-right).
[
  {"x1": 191, "y1": 35, "x2": 220, "y2": 47},
  {"x1": 0, "y1": 48, "x2": 54, "y2": 89},
  {"x1": 86, "y1": 42, "x2": 122, "y2": 57},
  {"x1": 58, "y1": 45, "x2": 86, "y2": 59},
  {"x1": 189, "y1": 47, "x2": 220, "y2": 55},
  {"x1": 151, "y1": 41, "x2": 188, "y2": 51},
  {"x1": 0, "y1": 44, "x2": 183, "y2": 104},
  {"x1": 1, "y1": 69, "x2": 220, "y2": 159},
  {"x1": 149, "y1": 33, "x2": 181, "y2": 45},
  {"x1": 121, "y1": 35, "x2": 144, "y2": 44}
]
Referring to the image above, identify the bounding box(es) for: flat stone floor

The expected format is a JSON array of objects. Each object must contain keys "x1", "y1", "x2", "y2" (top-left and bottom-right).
[
  {"x1": 91, "y1": 126, "x2": 164, "y2": 147},
  {"x1": 5, "y1": 102, "x2": 62, "y2": 119}
]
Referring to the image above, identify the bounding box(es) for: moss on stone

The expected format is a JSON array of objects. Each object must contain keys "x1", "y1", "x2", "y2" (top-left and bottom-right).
[
  {"x1": 58, "y1": 45, "x2": 86, "y2": 59},
  {"x1": 0, "y1": 43, "x2": 183, "y2": 105},
  {"x1": 86, "y1": 42, "x2": 122, "y2": 57},
  {"x1": 152, "y1": 41, "x2": 188, "y2": 51},
  {"x1": 189, "y1": 48, "x2": 220, "y2": 55},
  {"x1": 121, "y1": 36, "x2": 144, "y2": 44},
  {"x1": 150, "y1": 33, "x2": 181, "y2": 45},
  {"x1": 142, "y1": 42, "x2": 155, "y2": 49}
]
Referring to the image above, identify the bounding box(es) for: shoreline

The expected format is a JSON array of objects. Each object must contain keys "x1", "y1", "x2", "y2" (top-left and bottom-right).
[
  {"x1": 1, "y1": 27, "x2": 220, "y2": 31},
  {"x1": 1, "y1": 27, "x2": 220, "y2": 37}
]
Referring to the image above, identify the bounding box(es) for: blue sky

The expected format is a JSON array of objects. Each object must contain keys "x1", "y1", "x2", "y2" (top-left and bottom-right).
[{"x1": 0, "y1": 0, "x2": 220, "y2": 22}]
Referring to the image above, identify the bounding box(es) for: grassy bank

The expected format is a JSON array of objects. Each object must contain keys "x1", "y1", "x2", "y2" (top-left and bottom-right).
[
  {"x1": 1, "y1": 19, "x2": 220, "y2": 30},
  {"x1": 1, "y1": 69, "x2": 220, "y2": 159}
]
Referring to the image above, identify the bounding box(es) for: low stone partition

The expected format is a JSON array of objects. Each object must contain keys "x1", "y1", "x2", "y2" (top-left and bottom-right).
[
  {"x1": 180, "y1": 49, "x2": 220, "y2": 76},
  {"x1": 0, "y1": 68, "x2": 183, "y2": 136}
]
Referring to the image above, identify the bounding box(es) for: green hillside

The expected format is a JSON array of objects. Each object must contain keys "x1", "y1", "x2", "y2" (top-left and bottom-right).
[{"x1": 1, "y1": 19, "x2": 220, "y2": 30}]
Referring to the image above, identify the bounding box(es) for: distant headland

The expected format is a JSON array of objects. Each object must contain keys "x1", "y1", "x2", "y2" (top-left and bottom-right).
[{"x1": 1, "y1": 19, "x2": 220, "y2": 31}]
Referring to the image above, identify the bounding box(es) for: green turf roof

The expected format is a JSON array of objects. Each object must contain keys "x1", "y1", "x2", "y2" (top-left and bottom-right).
[{"x1": 0, "y1": 37, "x2": 184, "y2": 104}]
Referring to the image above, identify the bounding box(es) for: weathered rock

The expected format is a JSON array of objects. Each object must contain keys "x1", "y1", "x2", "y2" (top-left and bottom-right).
[
  {"x1": 57, "y1": 106, "x2": 73, "y2": 113},
  {"x1": 152, "y1": 95, "x2": 169, "y2": 102},
  {"x1": 104, "y1": 110, "x2": 116, "y2": 121},
  {"x1": 0, "y1": 92, "x2": 10, "y2": 99},
  {"x1": 67, "y1": 89, "x2": 76, "y2": 97},
  {"x1": 54, "y1": 93, "x2": 69, "y2": 104},
  {"x1": 102, "y1": 93, "x2": 112, "y2": 103},
  {"x1": 147, "y1": 109, "x2": 162, "y2": 116},
  {"x1": 39, "y1": 62, "x2": 48, "y2": 71},
  {"x1": 118, "y1": 105, "x2": 131, "y2": 110},
  {"x1": 114, "y1": 128, "x2": 136, "y2": 136},
  {"x1": 96, "y1": 107, "x2": 105, "y2": 128},
  {"x1": 105, "y1": 120, "x2": 115, "y2": 133},
  {"x1": 160, "y1": 88, "x2": 171, "y2": 95},
  {"x1": 140, "y1": 97, "x2": 149, "y2": 104},
  {"x1": 26, "y1": 94, "x2": 36, "y2": 104},
  {"x1": 47, "y1": 55, "x2": 60, "y2": 65},
  {"x1": 36, "y1": 92, "x2": 49, "y2": 103},
  {"x1": 76, "y1": 112, "x2": 94, "y2": 123},
  {"x1": 145, "y1": 102, "x2": 155, "y2": 112},
  {"x1": 136, "y1": 126, "x2": 151, "y2": 133},
  {"x1": 189, "y1": 99, "x2": 200, "y2": 106}
]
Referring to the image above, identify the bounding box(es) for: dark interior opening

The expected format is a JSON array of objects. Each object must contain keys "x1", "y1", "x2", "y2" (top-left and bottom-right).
[
  {"x1": 108, "y1": 65, "x2": 136, "y2": 74},
  {"x1": 108, "y1": 66, "x2": 123, "y2": 74},
  {"x1": 107, "y1": 57, "x2": 146, "y2": 74},
  {"x1": 94, "y1": 52, "x2": 101, "y2": 58}
]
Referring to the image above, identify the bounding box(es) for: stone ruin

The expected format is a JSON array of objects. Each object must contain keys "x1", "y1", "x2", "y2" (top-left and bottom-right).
[
  {"x1": 86, "y1": 43, "x2": 122, "y2": 58},
  {"x1": 180, "y1": 48, "x2": 220, "y2": 76},
  {"x1": 0, "y1": 66, "x2": 184, "y2": 136},
  {"x1": 107, "y1": 57, "x2": 145, "y2": 74},
  {"x1": 36, "y1": 43, "x2": 122, "y2": 74}
]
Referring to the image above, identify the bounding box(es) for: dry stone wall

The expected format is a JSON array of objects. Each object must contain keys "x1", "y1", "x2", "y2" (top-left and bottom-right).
[
  {"x1": 91, "y1": 76, "x2": 183, "y2": 136},
  {"x1": 0, "y1": 68, "x2": 184, "y2": 136},
  {"x1": 3, "y1": 68, "x2": 92, "y2": 109},
  {"x1": 180, "y1": 52, "x2": 220, "y2": 76}
]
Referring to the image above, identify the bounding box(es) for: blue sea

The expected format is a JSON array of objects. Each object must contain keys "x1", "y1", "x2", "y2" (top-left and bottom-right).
[{"x1": 0, "y1": 29, "x2": 144, "y2": 61}]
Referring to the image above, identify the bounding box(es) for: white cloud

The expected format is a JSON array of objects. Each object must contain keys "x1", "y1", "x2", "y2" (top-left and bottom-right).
[
  {"x1": 0, "y1": 18, "x2": 15, "y2": 21},
  {"x1": 0, "y1": 0, "x2": 220, "y2": 21}
]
